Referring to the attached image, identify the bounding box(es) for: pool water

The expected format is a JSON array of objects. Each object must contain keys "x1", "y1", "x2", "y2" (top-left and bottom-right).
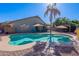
[{"x1": 8, "y1": 34, "x2": 72, "y2": 46}]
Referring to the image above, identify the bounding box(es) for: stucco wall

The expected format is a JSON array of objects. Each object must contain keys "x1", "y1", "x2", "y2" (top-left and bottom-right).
[{"x1": 11, "y1": 17, "x2": 45, "y2": 33}]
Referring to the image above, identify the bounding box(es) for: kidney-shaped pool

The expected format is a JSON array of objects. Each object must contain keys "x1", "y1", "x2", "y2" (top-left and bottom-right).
[{"x1": 8, "y1": 34, "x2": 72, "y2": 46}]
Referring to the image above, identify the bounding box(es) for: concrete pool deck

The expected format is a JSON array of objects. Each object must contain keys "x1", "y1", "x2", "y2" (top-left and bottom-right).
[
  {"x1": 0, "y1": 35, "x2": 36, "y2": 56},
  {"x1": 0, "y1": 31, "x2": 78, "y2": 56},
  {"x1": 0, "y1": 35, "x2": 36, "y2": 51}
]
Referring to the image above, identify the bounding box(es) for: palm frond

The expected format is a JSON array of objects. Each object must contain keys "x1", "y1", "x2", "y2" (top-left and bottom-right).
[
  {"x1": 44, "y1": 3, "x2": 60, "y2": 18},
  {"x1": 44, "y1": 9, "x2": 49, "y2": 17},
  {"x1": 51, "y1": 7, "x2": 60, "y2": 18},
  {"x1": 55, "y1": 8, "x2": 61, "y2": 15},
  {"x1": 44, "y1": 5, "x2": 50, "y2": 17},
  {"x1": 53, "y1": 3, "x2": 56, "y2": 6}
]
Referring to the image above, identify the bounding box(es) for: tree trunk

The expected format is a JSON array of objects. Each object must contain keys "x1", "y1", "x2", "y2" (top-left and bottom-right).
[
  {"x1": 49, "y1": 13, "x2": 53, "y2": 48},
  {"x1": 49, "y1": 23, "x2": 52, "y2": 47}
]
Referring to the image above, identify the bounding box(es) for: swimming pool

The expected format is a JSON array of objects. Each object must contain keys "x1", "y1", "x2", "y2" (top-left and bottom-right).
[{"x1": 8, "y1": 34, "x2": 72, "y2": 46}]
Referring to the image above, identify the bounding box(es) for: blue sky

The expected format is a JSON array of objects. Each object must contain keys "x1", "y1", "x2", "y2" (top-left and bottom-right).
[{"x1": 0, "y1": 3, "x2": 79, "y2": 23}]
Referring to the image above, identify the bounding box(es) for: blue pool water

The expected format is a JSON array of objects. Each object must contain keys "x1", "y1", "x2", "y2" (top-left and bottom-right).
[{"x1": 8, "y1": 34, "x2": 72, "y2": 46}]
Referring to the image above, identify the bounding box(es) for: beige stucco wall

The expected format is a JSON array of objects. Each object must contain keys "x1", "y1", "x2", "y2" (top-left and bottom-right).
[
  {"x1": 10, "y1": 17, "x2": 45, "y2": 33},
  {"x1": 3, "y1": 25, "x2": 15, "y2": 33}
]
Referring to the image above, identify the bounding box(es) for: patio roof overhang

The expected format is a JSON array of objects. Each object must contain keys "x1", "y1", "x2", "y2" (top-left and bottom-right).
[
  {"x1": 56, "y1": 25, "x2": 68, "y2": 29},
  {"x1": 34, "y1": 24, "x2": 44, "y2": 27}
]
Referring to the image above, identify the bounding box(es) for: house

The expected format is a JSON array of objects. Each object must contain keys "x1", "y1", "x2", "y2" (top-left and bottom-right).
[{"x1": 2, "y1": 16, "x2": 47, "y2": 33}]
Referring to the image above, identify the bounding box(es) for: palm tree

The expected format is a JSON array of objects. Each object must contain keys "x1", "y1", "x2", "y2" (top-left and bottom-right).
[{"x1": 44, "y1": 3, "x2": 60, "y2": 47}]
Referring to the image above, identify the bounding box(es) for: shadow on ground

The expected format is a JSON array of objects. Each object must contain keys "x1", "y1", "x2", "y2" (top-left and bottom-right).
[{"x1": 23, "y1": 42, "x2": 79, "y2": 56}]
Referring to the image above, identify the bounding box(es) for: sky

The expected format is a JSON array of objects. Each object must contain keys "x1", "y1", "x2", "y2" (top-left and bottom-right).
[{"x1": 0, "y1": 3, "x2": 79, "y2": 23}]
